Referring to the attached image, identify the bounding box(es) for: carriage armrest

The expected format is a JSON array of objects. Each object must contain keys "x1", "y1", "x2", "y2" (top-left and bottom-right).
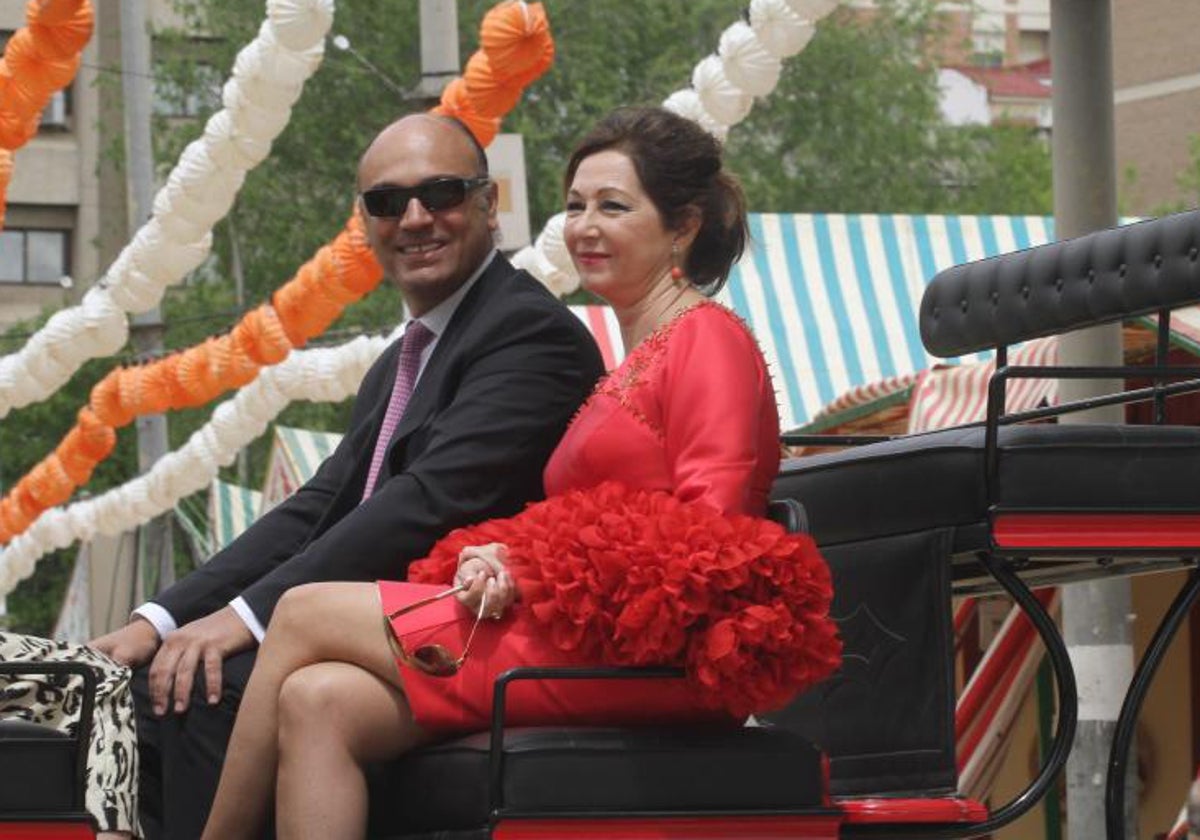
[
  {"x1": 489, "y1": 667, "x2": 686, "y2": 748},
  {"x1": 488, "y1": 665, "x2": 687, "y2": 811},
  {"x1": 0, "y1": 661, "x2": 97, "y2": 746},
  {"x1": 0, "y1": 660, "x2": 98, "y2": 815}
]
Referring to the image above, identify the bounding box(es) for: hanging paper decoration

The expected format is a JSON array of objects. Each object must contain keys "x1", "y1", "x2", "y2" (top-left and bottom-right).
[
  {"x1": 479, "y1": 0, "x2": 553, "y2": 87},
  {"x1": 0, "y1": 0, "x2": 333, "y2": 420},
  {"x1": 431, "y1": 1, "x2": 554, "y2": 148},
  {"x1": 787, "y1": 0, "x2": 840, "y2": 20},
  {"x1": 26, "y1": 0, "x2": 95, "y2": 57},
  {"x1": 433, "y1": 77, "x2": 502, "y2": 148},
  {"x1": 0, "y1": 149, "x2": 12, "y2": 228},
  {"x1": 718, "y1": 21, "x2": 783, "y2": 97},
  {"x1": 0, "y1": 208, "x2": 381, "y2": 546},
  {"x1": 0, "y1": 0, "x2": 94, "y2": 225},
  {"x1": 463, "y1": 51, "x2": 523, "y2": 118},
  {"x1": 749, "y1": 0, "x2": 817, "y2": 59},
  {"x1": 0, "y1": 332, "x2": 388, "y2": 596}
]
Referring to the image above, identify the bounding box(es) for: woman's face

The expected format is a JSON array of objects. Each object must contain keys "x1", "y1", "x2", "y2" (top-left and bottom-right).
[{"x1": 564, "y1": 149, "x2": 675, "y2": 306}]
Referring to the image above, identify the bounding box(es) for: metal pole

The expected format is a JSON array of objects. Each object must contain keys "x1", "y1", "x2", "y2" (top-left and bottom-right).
[
  {"x1": 228, "y1": 215, "x2": 249, "y2": 487},
  {"x1": 1050, "y1": 2, "x2": 1134, "y2": 837},
  {"x1": 414, "y1": 0, "x2": 459, "y2": 100},
  {"x1": 120, "y1": 0, "x2": 174, "y2": 593}
]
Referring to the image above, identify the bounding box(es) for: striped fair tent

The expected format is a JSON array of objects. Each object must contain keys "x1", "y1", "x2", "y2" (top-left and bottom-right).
[
  {"x1": 261, "y1": 424, "x2": 344, "y2": 511},
  {"x1": 203, "y1": 426, "x2": 340, "y2": 553},
  {"x1": 208, "y1": 478, "x2": 263, "y2": 551},
  {"x1": 571, "y1": 213, "x2": 1058, "y2": 431}
]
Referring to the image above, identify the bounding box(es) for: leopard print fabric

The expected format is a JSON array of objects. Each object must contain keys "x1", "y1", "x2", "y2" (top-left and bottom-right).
[{"x1": 0, "y1": 632, "x2": 139, "y2": 834}]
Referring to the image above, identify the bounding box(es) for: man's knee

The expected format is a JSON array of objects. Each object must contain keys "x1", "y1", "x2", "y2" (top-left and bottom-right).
[{"x1": 131, "y1": 650, "x2": 257, "y2": 730}]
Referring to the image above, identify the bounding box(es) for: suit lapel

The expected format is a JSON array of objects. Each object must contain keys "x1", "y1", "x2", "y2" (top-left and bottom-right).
[{"x1": 385, "y1": 256, "x2": 510, "y2": 460}]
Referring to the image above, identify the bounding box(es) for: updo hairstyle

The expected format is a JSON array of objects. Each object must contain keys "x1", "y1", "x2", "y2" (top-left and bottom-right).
[{"x1": 563, "y1": 106, "x2": 749, "y2": 294}]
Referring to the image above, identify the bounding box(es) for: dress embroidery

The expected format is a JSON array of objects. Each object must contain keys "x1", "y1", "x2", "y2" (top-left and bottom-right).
[{"x1": 571, "y1": 301, "x2": 749, "y2": 440}]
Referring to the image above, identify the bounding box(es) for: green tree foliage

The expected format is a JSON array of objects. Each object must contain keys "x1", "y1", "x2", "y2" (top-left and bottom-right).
[
  {"x1": 950, "y1": 122, "x2": 1053, "y2": 215},
  {"x1": 3, "y1": 0, "x2": 1052, "y2": 633},
  {"x1": 1137, "y1": 133, "x2": 1200, "y2": 216}
]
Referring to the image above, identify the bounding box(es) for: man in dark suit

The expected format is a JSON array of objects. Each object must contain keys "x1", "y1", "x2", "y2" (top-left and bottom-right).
[{"x1": 90, "y1": 113, "x2": 604, "y2": 839}]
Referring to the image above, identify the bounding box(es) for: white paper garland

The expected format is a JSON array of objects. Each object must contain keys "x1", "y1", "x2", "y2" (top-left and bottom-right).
[
  {"x1": 0, "y1": 0, "x2": 334, "y2": 420},
  {"x1": 719, "y1": 21, "x2": 782, "y2": 97},
  {"x1": 750, "y1": 0, "x2": 817, "y2": 59},
  {"x1": 0, "y1": 331, "x2": 390, "y2": 596}
]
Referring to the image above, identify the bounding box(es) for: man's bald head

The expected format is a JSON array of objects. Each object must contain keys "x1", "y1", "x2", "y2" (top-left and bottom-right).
[{"x1": 358, "y1": 114, "x2": 488, "y2": 190}]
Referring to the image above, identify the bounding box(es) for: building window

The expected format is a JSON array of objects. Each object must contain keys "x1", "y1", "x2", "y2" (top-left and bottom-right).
[
  {"x1": 1017, "y1": 30, "x2": 1049, "y2": 64},
  {"x1": 971, "y1": 27, "x2": 1006, "y2": 67},
  {"x1": 0, "y1": 229, "x2": 70, "y2": 285},
  {"x1": 40, "y1": 89, "x2": 71, "y2": 130}
]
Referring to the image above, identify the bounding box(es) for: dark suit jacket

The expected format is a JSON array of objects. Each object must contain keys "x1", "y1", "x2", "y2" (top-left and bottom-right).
[{"x1": 155, "y1": 254, "x2": 604, "y2": 627}]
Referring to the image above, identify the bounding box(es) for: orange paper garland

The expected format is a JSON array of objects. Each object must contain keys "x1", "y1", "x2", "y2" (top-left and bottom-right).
[
  {"x1": 0, "y1": 0, "x2": 94, "y2": 228},
  {"x1": 0, "y1": 0, "x2": 560, "y2": 546},
  {"x1": 433, "y1": 1, "x2": 555, "y2": 147},
  {"x1": 0, "y1": 210, "x2": 383, "y2": 545}
]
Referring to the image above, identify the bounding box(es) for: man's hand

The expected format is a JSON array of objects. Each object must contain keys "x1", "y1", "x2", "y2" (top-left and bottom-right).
[
  {"x1": 89, "y1": 618, "x2": 161, "y2": 668},
  {"x1": 147, "y1": 606, "x2": 255, "y2": 716}
]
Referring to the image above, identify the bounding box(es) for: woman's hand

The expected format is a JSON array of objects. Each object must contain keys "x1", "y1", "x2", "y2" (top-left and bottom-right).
[{"x1": 454, "y1": 543, "x2": 518, "y2": 620}]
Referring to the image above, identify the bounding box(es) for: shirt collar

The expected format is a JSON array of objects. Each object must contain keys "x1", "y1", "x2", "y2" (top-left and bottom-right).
[{"x1": 410, "y1": 248, "x2": 498, "y2": 338}]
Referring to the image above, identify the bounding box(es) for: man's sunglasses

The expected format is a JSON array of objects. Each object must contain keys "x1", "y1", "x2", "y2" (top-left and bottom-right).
[
  {"x1": 383, "y1": 583, "x2": 488, "y2": 677},
  {"x1": 360, "y1": 177, "x2": 490, "y2": 217}
]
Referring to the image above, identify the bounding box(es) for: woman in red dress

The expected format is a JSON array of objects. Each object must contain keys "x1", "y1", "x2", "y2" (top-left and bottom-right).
[{"x1": 200, "y1": 107, "x2": 838, "y2": 840}]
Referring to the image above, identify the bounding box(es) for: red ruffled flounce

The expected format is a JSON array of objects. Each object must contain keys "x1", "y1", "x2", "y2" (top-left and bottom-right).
[{"x1": 409, "y1": 481, "x2": 841, "y2": 717}]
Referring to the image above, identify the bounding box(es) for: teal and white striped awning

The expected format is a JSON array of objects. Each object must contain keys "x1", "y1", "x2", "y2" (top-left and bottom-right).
[
  {"x1": 261, "y1": 425, "x2": 344, "y2": 511},
  {"x1": 571, "y1": 214, "x2": 1057, "y2": 431},
  {"x1": 721, "y1": 214, "x2": 1057, "y2": 430},
  {"x1": 208, "y1": 478, "x2": 262, "y2": 551}
]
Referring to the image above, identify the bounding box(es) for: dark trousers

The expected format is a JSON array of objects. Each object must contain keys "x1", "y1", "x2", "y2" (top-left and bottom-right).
[{"x1": 132, "y1": 649, "x2": 261, "y2": 840}]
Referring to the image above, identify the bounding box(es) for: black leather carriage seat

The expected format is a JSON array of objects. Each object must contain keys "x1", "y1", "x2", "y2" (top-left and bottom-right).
[
  {"x1": 766, "y1": 423, "x2": 1200, "y2": 797},
  {"x1": 367, "y1": 498, "x2": 831, "y2": 839},
  {"x1": 776, "y1": 423, "x2": 1200, "y2": 550},
  {"x1": 367, "y1": 725, "x2": 826, "y2": 839},
  {"x1": 0, "y1": 718, "x2": 80, "y2": 814},
  {"x1": 0, "y1": 662, "x2": 95, "y2": 831}
]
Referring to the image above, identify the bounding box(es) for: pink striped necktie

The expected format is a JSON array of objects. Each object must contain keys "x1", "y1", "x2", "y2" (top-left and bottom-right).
[{"x1": 361, "y1": 320, "x2": 435, "y2": 501}]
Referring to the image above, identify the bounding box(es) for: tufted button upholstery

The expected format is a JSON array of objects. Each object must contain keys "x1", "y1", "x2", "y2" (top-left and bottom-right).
[{"x1": 920, "y1": 208, "x2": 1200, "y2": 357}]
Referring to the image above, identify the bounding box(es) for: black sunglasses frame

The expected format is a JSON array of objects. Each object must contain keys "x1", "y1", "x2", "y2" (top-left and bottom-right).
[{"x1": 360, "y1": 176, "x2": 491, "y2": 218}]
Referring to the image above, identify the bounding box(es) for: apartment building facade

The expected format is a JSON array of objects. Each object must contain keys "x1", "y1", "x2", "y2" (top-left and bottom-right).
[{"x1": 920, "y1": 0, "x2": 1200, "y2": 214}]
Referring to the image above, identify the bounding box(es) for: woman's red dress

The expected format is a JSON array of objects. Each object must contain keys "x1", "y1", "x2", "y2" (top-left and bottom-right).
[{"x1": 378, "y1": 302, "x2": 781, "y2": 732}]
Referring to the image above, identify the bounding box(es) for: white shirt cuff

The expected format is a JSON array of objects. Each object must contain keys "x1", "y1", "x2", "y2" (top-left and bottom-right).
[
  {"x1": 230, "y1": 597, "x2": 267, "y2": 643},
  {"x1": 132, "y1": 602, "x2": 176, "y2": 640}
]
